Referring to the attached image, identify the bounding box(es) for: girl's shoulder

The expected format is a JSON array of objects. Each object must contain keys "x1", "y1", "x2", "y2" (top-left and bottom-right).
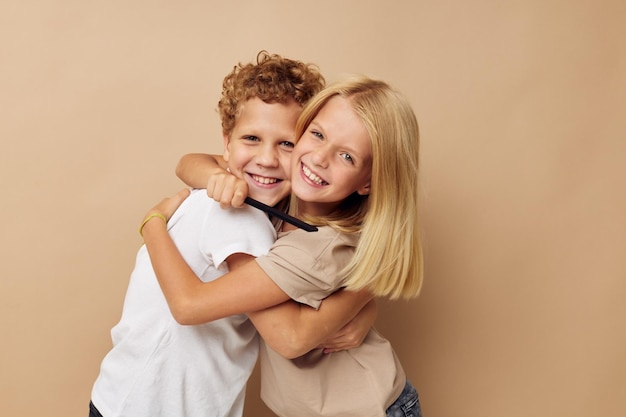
[
  {"x1": 271, "y1": 226, "x2": 358, "y2": 274},
  {"x1": 278, "y1": 225, "x2": 358, "y2": 250}
]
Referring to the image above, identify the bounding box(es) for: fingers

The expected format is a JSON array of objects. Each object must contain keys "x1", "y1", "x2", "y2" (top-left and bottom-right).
[
  {"x1": 162, "y1": 188, "x2": 191, "y2": 217},
  {"x1": 320, "y1": 333, "x2": 364, "y2": 350},
  {"x1": 231, "y1": 188, "x2": 247, "y2": 208},
  {"x1": 318, "y1": 319, "x2": 369, "y2": 354},
  {"x1": 146, "y1": 188, "x2": 191, "y2": 221},
  {"x1": 320, "y1": 337, "x2": 361, "y2": 354},
  {"x1": 175, "y1": 187, "x2": 191, "y2": 202},
  {"x1": 206, "y1": 173, "x2": 249, "y2": 208}
]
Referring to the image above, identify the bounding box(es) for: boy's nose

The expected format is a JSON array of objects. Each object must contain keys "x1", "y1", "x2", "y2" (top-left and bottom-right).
[{"x1": 256, "y1": 146, "x2": 279, "y2": 167}]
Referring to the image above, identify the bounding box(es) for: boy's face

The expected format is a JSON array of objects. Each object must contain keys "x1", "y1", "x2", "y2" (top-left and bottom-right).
[{"x1": 223, "y1": 97, "x2": 301, "y2": 206}]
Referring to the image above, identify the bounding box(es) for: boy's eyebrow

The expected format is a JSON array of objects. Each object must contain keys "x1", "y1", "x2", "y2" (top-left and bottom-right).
[{"x1": 244, "y1": 197, "x2": 318, "y2": 232}]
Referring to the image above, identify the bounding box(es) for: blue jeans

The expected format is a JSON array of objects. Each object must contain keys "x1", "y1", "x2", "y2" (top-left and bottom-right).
[{"x1": 386, "y1": 380, "x2": 422, "y2": 417}]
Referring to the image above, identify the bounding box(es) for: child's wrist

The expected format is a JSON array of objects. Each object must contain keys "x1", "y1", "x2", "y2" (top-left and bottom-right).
[{"x1": 139, "y1": 213, "x2": 167, "y2": 237}]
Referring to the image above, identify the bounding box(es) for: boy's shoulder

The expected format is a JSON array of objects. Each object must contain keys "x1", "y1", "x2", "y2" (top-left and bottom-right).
[{"x1": 171, "y1": 188, "x2": 274, "y2": 232}]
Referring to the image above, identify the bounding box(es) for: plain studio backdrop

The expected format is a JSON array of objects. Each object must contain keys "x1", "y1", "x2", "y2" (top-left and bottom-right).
[{"x1": 1, "y1": 1, "x2": 624, "y2": 416}]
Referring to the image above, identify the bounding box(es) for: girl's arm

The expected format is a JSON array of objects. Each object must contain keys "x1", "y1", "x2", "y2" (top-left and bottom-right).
[
  {"x1": 175, "y1": 153, "x2": 228, "y2": 188},
  {"x1": 176, "y1": 153, "x2": 248, "y2": 208}
]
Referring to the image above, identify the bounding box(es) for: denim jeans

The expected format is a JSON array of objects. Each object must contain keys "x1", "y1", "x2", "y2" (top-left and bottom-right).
[
  {"x1": 89, "y1": 401, "x2": 103, "y2": 417},
  {"x1": 385, "y1": 379, "x2": 422, "y2": 417}
]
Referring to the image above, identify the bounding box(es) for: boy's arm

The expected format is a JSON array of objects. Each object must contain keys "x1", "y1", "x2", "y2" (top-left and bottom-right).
[
  {"x1": 141, "y1": 189, "x2": 291, "y2": 324},
  {"x1": 176, "y1": 153, "x2": 248, "y2": 208},
  {"x1": 247, "y1": 290, "x2": 375, "y2": 359},
  {"x1": 317, "y1": 298, "x2": 377, "y2": 354}
]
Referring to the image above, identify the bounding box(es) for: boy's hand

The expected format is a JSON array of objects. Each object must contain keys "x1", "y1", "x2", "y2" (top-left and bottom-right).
[
  {"x1": 207, "y1": 170, "x2": 249, "y2": 209},
  {"x1": 144, "y1": 188, "x2": 191, "y2": 222}
]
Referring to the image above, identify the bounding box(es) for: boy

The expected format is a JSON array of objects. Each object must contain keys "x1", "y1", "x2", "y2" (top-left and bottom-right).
[{"x1": 90, "y1": 52, "x2": 326, "y2": 417}]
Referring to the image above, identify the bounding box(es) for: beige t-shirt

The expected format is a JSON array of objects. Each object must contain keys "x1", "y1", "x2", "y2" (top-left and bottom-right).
[{"x1": 255, "y1": 226, "x2": 406, "y2": 417}]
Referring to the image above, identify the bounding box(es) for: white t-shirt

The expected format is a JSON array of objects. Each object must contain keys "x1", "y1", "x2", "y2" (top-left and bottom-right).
[{"x1": 92, "y1": 189, "x2": 277, "y2": 417}]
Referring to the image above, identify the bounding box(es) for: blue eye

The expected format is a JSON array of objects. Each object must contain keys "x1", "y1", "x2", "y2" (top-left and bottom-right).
[
  {"x1": 311, "y1": 130, "x2": 323, "y2": 139},
  {"x1": 280, "y1": 141, "x2": 295, "y2": 149},
  {"x1": 340, "y1": 152, "x2": 354, "y2": 163}
]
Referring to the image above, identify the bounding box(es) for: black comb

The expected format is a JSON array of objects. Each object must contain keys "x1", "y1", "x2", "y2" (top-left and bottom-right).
[{"x1": 244, "y1": 197, "x2": 318, "y2": 232}]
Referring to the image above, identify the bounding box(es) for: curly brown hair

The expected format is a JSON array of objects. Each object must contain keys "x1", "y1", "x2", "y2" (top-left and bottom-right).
[{"x1": 218, "y1": 51, "x2": 325, "y2": 136}]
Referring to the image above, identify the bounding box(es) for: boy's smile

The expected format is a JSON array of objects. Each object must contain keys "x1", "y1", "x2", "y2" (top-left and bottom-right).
[{"x1": 223, "y1": 97, "x2": 302, "y2": 206}]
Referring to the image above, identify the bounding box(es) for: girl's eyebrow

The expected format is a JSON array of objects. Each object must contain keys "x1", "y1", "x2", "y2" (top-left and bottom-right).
[
  {"x1": 309, "y1": 119, "x2": 368, "y2": 161},
  {"x1": 309, "y1": 120, "x2": 323, "y2": 131}
]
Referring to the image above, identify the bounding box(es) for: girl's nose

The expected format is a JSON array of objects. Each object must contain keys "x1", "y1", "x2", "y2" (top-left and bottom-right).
[{"x1": 310, "y1": 145, "x2": 330, "y2": 168}]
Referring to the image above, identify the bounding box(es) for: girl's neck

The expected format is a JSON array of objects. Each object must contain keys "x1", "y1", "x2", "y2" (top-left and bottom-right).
[
  {"x1": 293, "y1": 198, "x2": 340, "y2": 219},
  {"x1": 280, "y1": 222, "x2": 299, "y2": 232}
]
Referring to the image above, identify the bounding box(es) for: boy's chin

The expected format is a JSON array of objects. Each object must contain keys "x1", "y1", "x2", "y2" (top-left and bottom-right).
[
  {"x1": 248, "y1": 188, "x2": 289, "y2": 207},
  {"x1": 248, "y1": 181, "x2": 290, "y2": 207},
  {"x1": 249, "y1": 194, "x2": 287, "y2": 207}
]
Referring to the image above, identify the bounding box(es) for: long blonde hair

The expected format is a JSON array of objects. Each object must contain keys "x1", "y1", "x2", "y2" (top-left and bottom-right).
[{"x1": 291, "y1": 75, "x2": 423, "y2": 299}]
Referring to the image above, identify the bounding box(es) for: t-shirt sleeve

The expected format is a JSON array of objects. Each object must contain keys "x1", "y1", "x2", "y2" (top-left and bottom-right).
[
  {"x1": 255, "y1": 228, "x2": 357, "y2": 309},
  {"x1": 202, "y1": 204, "x2": 277, "y2": 270}
]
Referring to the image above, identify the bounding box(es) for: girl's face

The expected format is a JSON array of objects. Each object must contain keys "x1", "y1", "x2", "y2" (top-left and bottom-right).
[
  {"x1": 223, "y1": 97, "x2": 301, "y2": 206},
  {"x1": 291, "y1": 96, "x2": 372, "y2": 217}
]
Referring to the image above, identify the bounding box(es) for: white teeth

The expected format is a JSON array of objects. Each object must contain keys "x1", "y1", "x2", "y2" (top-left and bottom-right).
[
  {"x1": 302, "y1": 164, "x2": 325, "y2": 185},
  {"x1": 251, "y1": 174, "x2": 278, "y2": 185}
]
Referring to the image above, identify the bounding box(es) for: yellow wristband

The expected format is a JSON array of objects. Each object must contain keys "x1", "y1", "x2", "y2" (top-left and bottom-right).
[{"x1": 139, "y1": 213, "x2": 167, "y2": 237}]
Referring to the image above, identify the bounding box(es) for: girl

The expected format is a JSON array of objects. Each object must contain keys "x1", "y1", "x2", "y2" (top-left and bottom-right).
[{"x1": 142, "y1": 75, "x2": 423, "y2": 416}]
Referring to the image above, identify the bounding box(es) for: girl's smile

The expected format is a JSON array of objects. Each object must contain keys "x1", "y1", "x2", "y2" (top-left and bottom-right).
[
  {"x1": 300, "y1": 162, "x2": 329, "y2": 186},
  {"x1": 291, "y1": 96, "x2": 372, "y2": 216}
]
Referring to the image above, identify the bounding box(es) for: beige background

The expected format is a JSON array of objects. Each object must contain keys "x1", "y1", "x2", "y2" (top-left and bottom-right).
[{"x1": 1, "y1": 1, "x2": 625, "y2": 416}]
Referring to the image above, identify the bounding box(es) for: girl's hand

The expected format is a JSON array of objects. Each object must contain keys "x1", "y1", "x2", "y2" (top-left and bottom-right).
[
  {"x1": 175, "y1": 153, "x2": 247, "y2": 208},
  {"x1": 207, "y1": 170, "x2": 249, "y2": 209},
  {"x1": 318, "y1": 299, "x2": 377, "y2": 353},
  {"x1": 143, "y1": 188, "x2": 191, "y2": 223}
]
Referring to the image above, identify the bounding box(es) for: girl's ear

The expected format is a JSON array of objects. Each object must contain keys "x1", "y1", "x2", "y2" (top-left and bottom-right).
[
  {"x1": 222, "y1": 132, "x2": 231, "y2": 162},
  {"x1": 356, "y1": 181, "x2": 371, "y2": 196}
]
